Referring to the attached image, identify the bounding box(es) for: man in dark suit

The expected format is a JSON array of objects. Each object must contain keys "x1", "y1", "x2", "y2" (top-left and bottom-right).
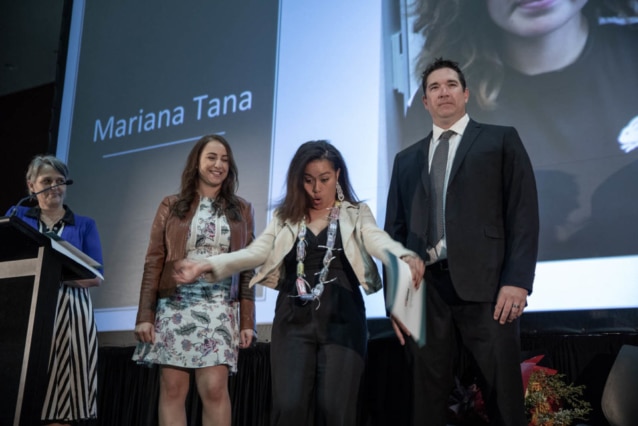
[{"x1": 384, "y1": 58, "x2": 539, "y2": 426}]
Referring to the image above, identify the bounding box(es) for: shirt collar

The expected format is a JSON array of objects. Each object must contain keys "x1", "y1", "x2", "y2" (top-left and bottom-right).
[
  {"x1": 432, "y1": 113, "x2": 470, "y2": 142},
  {"x1": 25, "y1": 205, "x2": 76, "y2": 226}
]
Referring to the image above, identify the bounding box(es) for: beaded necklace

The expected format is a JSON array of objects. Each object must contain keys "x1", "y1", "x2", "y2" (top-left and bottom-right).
[{"x1": 295, "y1": 202, "x2": 341, "y2": 305}]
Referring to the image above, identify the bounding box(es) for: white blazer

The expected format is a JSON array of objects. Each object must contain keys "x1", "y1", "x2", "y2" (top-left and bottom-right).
[{"x1": 206, "y1": 201, "x2": 416, "y2": 294}]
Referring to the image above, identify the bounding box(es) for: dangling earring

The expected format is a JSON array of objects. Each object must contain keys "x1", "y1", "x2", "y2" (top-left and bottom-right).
[{"x1": 336, "y1": 182, "x2": 345, "y2": 202}]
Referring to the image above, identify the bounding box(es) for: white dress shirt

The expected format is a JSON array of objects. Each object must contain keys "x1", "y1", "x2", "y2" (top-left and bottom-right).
[{"x1": 427, "y1": 113, "x2": 470, "y2": 264}]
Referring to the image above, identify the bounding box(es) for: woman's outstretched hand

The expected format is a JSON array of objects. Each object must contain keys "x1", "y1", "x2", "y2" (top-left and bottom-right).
[{"x1": 172, "y1": 258, "x2": 211, "y2": 284}]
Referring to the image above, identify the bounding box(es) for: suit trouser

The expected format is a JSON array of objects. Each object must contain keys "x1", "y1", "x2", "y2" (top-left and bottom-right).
[
  {"x1": 409, "y1": 267, "x2": 527, "y2": 426},
  {"x1": 270, "y1": 293, "x2": 365, "y2": 426}
]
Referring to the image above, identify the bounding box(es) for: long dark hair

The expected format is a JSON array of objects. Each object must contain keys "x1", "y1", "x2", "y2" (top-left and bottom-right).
[
  {"x1": 172, "y1": 134, "x2": 242, "y2": 221},
  {"x1": 412, "y1": 0, "x2": 501, "y2": 109},
  {"x1": 276, "y1": 140, "x2": 358, "y2": 223},
  {"x1": 412, "y1": 0, "x2": 634, "y2": 109}
]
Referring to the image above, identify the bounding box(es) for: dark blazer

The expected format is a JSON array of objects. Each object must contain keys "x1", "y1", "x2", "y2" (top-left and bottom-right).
[{"x1": 385, "y1": 118, "x2": 539, "y2": 302}]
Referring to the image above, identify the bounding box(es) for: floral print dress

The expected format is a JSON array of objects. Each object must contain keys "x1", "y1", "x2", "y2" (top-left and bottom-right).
[{"x1": 132, "y1": 197, "x2": 241, "y2": 372}]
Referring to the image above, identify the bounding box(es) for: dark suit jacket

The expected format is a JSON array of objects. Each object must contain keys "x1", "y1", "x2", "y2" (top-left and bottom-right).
[{"x1": 385, "y1": 119, "x2": 539, "y2": 302}]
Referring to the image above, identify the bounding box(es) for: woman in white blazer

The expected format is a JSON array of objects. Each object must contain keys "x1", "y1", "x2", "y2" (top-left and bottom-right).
[{"x1": 174, "y1": 140, "x2": 424, "y2": 426}]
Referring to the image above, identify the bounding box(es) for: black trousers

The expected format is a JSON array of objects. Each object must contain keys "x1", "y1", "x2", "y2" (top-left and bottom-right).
[
  {"x1": 408, "y1": 267, "x2": 527, "y2": 426},
  {"x1": 269, "y1": 290, "x2": 366, "y2": 426}
]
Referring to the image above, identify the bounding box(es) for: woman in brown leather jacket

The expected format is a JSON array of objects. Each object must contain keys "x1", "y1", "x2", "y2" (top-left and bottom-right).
[{"x1": 132, "y1": 134, "x2": 256, "y2": 426}]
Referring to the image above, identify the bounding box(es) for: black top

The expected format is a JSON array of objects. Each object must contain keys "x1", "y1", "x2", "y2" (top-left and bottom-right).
[
  {"x1": 471, "y1": 22, "x2": 638, "y2": 260},
  {"x1": 277, "y1": 223, "x2": 367, "y2": 357},
  {"x1": 282, "y1": 225, "x2": 358, "y2": 295}
]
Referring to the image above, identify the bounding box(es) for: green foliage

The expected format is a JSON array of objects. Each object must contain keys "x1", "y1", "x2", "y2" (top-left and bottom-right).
[{"x1": 525, "y1": 370, "x2": 592, "y2": 426}]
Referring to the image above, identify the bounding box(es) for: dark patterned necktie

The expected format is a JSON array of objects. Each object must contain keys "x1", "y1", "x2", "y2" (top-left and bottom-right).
[{"x1": 428, "y1": 130, "x2": 454, "y2": 248}]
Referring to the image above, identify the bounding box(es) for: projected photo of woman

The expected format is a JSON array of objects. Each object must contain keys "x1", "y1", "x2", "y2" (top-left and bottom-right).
[
  {"x1": 172, "y1": 140, "x2": 425, "y2": 425},
  {"x1": 132, "y1": 134, "x2": 256, "y2": 425},
  {"x1": 402, "y1": 0, "x2": 638, "y2": 260},
  {"x1": 6, "y1": 155, "x2": 104, "y2": 426}
]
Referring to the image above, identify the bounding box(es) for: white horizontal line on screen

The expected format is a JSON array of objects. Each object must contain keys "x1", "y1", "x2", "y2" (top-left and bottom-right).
[{"x1": 102, "y1": 132, "x2": 225, "y2": 159}]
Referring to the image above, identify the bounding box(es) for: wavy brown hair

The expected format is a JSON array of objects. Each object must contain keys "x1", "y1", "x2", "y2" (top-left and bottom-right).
[
  {"x1": 411, "y1": 0, "x2": 637, "y2": 109},
  {"x1": 172, "y1": 134, "x2": 242, "y2": 221},
  {"x1": 276, "y1": 140, "x2": 359, "y2": 224}
]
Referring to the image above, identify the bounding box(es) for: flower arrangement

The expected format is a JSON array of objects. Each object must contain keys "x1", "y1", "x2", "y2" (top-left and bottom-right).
[
  {"x1": 523, "y1": 356, "x2": 592, "y2": 426},
  {"x1": 448, "y1": 355, "x2": 592, "y2": 426}
]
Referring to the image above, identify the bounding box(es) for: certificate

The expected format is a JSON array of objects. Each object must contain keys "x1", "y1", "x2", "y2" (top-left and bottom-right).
[{"x1": 384, "y1": 251, "x2": 426, "y2": 347}]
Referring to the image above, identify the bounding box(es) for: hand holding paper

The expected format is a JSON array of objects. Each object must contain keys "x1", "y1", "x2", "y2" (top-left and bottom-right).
[{"x1": 385, "y1": 251, "x2": 426, "y2": 347}]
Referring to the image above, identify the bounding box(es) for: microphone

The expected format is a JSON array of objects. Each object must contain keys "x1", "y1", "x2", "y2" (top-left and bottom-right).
[{"x1": 9, "y1": 179, "x2": 74, "y2": 217}]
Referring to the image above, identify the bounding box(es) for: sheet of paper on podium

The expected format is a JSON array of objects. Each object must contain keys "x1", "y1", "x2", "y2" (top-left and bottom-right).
[{"x1": 385, "y1": 251, "x2": 426, "y2": 347}]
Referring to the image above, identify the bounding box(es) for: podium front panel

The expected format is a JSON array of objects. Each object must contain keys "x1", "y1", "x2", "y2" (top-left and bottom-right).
[
  {"x1": 0, "y1": 275, "x2": 44, "y2": 425},
  {"x1": 0, "y1": 248, "x2": 60, "y2": 425},
  {"x1": 0, "y1": 216, "x2": 99, "y2": 425}
]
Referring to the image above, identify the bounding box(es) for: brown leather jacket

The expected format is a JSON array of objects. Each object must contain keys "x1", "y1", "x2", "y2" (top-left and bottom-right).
[{"x1": 135, "y1": 194, "x2": 256, "y2": 332}]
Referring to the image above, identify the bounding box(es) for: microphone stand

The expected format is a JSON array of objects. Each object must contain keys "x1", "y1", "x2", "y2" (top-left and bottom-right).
[{"x1": 8, "y1": 179, "x2": 74, "y2": 217}]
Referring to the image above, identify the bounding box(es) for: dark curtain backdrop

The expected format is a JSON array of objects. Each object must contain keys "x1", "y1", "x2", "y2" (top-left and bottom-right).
[
  {"x1": 94, "y1": 331, "x2": 638, "y2": 426},
  {"x1": 0, "y1": 84, "x2": 55, "y2": 214}
]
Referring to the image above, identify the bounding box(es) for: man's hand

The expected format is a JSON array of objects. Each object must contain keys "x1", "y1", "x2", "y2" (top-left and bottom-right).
[{"x1": 493, "y1": 285, "x2": 528, "y2": 325}]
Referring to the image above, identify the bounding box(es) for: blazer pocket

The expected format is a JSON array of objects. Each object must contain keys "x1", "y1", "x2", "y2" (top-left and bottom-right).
[{"x1": 484, "y1": 225, "x2": 504, "y2": 239}]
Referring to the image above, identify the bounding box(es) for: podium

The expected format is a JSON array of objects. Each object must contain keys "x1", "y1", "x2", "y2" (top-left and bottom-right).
[{"x1": 0, "y1": 216, "x2": 102, "y2": 426}]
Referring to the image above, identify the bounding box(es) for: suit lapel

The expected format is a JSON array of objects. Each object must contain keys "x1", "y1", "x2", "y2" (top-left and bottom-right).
[{"x1": 450, "y1": 119, "x2": 481, "y2": 182}]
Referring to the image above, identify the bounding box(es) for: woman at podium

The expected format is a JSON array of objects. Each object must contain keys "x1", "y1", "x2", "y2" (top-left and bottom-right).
[{"x1": 6, "y1": 155, "x2": 104, "y2": 425}]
